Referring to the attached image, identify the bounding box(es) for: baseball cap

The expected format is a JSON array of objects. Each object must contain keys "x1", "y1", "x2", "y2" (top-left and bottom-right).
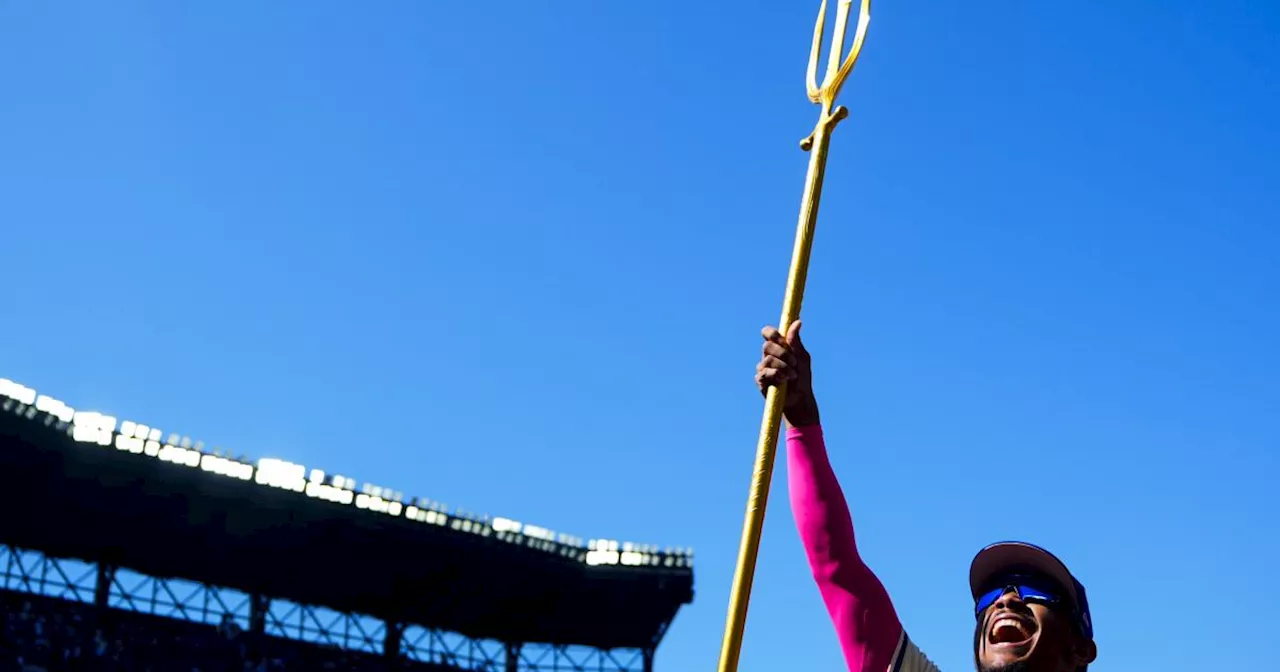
[{"x1": 969, "y1": 541, "x2": 1093, "y2": 640}]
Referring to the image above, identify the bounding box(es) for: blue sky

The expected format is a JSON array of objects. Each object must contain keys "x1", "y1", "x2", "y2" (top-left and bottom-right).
[{"x1": 2, "y1": 1, "x2": 1278, "y2": 670}]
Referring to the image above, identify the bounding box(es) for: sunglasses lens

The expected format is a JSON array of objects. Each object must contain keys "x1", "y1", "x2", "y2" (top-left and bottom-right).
[
  {"x1": 1018, "y1": 585, "x2": 1056, "y2": 603},
  {"x1": 974, "y1": 578, "x2": 1063, "y2": 618},
  {"x1": 1015, "y1": 577, "x2": 1062, "y2": 604},
  {"x1": 974, "y1": 587, "x2": 1003, "y2": 618}
]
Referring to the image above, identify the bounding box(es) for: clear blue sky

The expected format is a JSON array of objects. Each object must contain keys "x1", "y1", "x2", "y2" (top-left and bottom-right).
[{"x1": 2, "y1": 1, "x2": 1278, "y2": 670}]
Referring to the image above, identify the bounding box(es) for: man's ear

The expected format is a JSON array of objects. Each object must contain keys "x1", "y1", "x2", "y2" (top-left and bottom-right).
[{"x1": 1070, "y1": 637, "x2": 1097, "y2": 666}]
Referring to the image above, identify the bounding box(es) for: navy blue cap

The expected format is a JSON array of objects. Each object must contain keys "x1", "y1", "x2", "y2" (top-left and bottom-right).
[{"x1": 969, "y1": 541, "x2": 1093, "y2": 640}]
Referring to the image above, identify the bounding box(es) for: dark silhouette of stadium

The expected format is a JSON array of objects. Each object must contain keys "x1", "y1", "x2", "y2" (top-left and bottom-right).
[{"x1": 0, "y1": 379, "x2": 694, "y2": 671}]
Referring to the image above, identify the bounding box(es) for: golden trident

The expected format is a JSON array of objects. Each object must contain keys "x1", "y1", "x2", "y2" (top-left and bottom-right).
[{"x1": 717, "y1": 0, "x2": 872, "y2": 670}]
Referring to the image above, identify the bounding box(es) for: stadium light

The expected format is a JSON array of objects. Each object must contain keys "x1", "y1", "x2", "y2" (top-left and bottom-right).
[
  {"x1": 256, "y1": 458, "x2": 306, "y2": 492},
  {"x1": 159, "y1": 444, "x2": 201, "y2": 467},
  {"x1": 0, "y1": 379, "x2": 37, "y2": 406},
  {"x1": 201, "y1": 454, "x2": 254, "y2": 480},
  {"x1": 114, "y1": 435, "x2": 144, "y2": 454},
  {"x1": 72, "y1": 411, "x2": 116, "y2": 445},
  {"x1": 306, "y1": 480, "x2": 353, "y2": 504},
  {"x1": 523, "y1": 524, "x2": 555, "y2": 542},
  {"x1": 34, "y1": 394, "x2": 74, "y2": 423},
  {"x1": 404, "y1": 505, "x2": 448, "y2": 526}
]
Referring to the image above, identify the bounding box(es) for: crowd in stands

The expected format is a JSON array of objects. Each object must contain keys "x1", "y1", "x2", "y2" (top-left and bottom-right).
[{"x1": 0, "y1": 590, "x2": 472, "y2": 672}]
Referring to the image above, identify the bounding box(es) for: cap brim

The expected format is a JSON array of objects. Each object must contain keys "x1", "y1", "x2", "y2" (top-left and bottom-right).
[{"x1": 969, "y1": 542, "x2": 1080, "y2": 610}]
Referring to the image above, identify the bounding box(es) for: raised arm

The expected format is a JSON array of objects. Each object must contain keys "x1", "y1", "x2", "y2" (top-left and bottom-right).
[
  {"x1": 758, "y1": 322, "x2": 937, "y2": 672},
  {"x1": 787, "y1": 423, "x2": 903, "y2": 672}
]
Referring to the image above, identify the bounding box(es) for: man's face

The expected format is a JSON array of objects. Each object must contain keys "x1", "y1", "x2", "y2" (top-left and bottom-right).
[{"x1": 974, "y1": 586, "x2": 1095, "y2": 672}]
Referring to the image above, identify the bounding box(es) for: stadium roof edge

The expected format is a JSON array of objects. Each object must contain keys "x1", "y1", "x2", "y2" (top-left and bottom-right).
[{"x1": 0, "y1": 376, "x2": 693, "y2": 572}]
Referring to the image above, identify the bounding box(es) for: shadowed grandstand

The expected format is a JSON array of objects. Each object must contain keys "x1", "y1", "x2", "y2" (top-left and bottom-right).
[{"x1": 0, "y1": 379, "x2": 694, "y2": 671}]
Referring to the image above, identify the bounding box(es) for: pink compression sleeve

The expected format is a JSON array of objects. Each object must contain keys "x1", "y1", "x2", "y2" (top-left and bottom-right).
[{"x1": 787, "y1": 424, "x2": 904, "y2": 672}]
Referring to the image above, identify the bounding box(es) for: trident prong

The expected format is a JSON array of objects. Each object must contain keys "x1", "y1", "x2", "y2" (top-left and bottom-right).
[{"x1": 805, "y1": 0, "x2": 872, "y2": 109}]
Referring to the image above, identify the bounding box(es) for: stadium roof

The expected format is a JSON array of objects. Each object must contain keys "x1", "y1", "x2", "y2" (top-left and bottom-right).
[
  {"x1": 0, "y1": 376, "x2": 694, "y2": 649},
  {"x1": 0, "y1": 377, "x2": 692, "y2": 572}
]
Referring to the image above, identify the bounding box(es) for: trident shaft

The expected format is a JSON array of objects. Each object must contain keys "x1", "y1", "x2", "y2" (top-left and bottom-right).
[{"x1": 716, "y1": 1, "x2": 872, "y2": 670}]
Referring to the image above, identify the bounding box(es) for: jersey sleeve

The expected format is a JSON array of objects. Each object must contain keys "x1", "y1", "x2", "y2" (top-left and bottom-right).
[
  {"x1": 786, "y1": 424, "x2": 938, "y2": 672},
  {"x1": 891, "y1": 634, "x2": 941, "y2": 672}
]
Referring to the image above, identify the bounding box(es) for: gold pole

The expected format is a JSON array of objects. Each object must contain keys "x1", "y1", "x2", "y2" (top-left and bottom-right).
[{"x1": 716, "y1": 1, "x2": 872, "y2": 670}]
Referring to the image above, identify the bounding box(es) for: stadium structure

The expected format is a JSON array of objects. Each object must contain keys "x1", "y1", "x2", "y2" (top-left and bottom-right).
[{"x1": 0, "y1": 377, "x2": 694, "y2": 671}]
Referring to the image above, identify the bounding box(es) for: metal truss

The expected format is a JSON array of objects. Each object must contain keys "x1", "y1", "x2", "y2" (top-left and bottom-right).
[
  {"x1": 401, "y1": 627, "x2": 653, "y2": 672},
  {"x1": 0, "y1": 544, "x2": 656, "y2": 671},
  {"x1": 510, "y1": 644, "x2": 652, "y2": 672},
  {"x1": 0, "y1": 544, "x2": 96, "y2": 602},
  {"x1": 265, "y1": 600, "x2": 384, "y2": 654},
  {"x1": 108, "y1": 567, "x2": 251, "y2": 627}
]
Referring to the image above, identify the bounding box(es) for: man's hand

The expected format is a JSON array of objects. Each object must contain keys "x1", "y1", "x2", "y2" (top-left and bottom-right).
[{"x1": 756, "y1": 321, "x2": 821, "y2": 428}]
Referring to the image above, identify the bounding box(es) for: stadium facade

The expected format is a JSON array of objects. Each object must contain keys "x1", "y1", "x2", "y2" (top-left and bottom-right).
[{"x1": 0, "y1": 378, "x2": 694, "y2": 671}]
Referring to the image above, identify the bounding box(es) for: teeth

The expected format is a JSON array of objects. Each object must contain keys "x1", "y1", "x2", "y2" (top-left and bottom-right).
[
  {"x1": 994, "y1": 618, "x2": 1025, "y2": 631},
  {"x1": 992, "y1": 617, "x2": 1030, "y2": 639}
]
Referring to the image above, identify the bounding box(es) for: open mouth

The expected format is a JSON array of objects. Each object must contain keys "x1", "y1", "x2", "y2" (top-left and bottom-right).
[{"x1": 987, "y1": 614, "x2": 1036, "y2": 648}]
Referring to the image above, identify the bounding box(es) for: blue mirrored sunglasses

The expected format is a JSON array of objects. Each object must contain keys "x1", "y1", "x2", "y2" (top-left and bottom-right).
[{"x1": 974, "y1": 576, "x2": 1064, "y2": 619}]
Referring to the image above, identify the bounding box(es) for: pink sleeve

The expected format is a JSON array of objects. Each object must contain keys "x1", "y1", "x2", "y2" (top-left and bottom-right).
[{"x1": 787, "y1": 424, "x2": 904, "y2": 672}]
